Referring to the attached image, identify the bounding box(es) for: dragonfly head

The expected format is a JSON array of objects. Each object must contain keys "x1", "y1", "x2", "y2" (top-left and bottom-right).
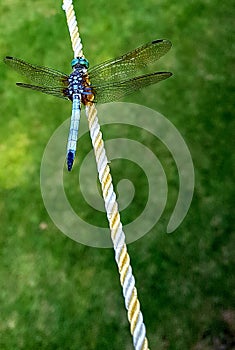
[{"x1": 71, "y1": 57, "x2": 89, "y2": 69}]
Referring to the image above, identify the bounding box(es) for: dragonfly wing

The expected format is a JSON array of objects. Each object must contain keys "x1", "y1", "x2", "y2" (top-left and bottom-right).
[
  {"x1": 92, "y1": 71, "x2": 172, "y2": 103},
  {"x1": 16, "y1": 83, "x2": 69, "y2": 100},
  {"x1": 88, "y1": 39, "x2": 172, "y2": 85},
  {"x1": 4, "y1": 56, "x2": 69, "y2": 87}
]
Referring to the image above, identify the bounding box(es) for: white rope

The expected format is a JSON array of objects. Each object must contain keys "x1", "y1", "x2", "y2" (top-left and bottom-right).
[
  {"x1": 62, "y1": 2, "x2": 150, "y2": 349},
  {"x1": 62, "y1": 0, "x2": 83, "y2": 57}
]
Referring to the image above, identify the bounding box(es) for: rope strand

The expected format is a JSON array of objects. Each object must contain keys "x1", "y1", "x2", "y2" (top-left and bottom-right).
[{"x1": 62, "y1": 2, "x2": 150, "y2": 349}]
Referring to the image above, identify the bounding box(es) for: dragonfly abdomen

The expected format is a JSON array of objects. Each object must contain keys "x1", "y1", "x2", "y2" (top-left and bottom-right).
[{"x1": 67, "y1": 93, "x2": 81, "y2": 171}]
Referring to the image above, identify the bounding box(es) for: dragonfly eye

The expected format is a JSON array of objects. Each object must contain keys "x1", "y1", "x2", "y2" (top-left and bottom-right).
[{"x1": 71, "y1": 57, "x2": 89, "y2": 69}]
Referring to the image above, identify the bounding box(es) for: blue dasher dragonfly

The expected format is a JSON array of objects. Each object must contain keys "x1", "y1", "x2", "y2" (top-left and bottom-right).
[{"x1": 4, "y1": 39, "x2": 172, "y2": 171}]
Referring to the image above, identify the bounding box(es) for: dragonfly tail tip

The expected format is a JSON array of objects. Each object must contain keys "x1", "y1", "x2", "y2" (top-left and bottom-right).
[{"x1": 67, "y1": 150, "x2": 75, "y2": 171}]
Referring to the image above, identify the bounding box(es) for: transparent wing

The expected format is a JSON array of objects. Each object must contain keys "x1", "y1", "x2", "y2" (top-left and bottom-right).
[
  {"x1": 4, "y1": 56, "x2": 69, "y2": 87},
  {"x1": 16, "y1": 83, "x2": 69, "y2": 100},
  {"x1": 88, "y1": 39, "x2": 172, "y2": 85},
  {"x1": 92, "y1": 71, "x2": 172, "y2": 103}
]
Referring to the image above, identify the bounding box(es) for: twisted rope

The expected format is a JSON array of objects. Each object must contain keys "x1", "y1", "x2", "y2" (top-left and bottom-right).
[
  {"x1": 62, "y1": 1, "x2": 150, "y2": 349},
  {"x1": 62, "y1": 0, "x2": 83, "y2": 57}
]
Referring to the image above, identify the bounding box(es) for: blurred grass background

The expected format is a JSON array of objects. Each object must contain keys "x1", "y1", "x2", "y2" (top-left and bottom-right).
[{"x1": 0, "y1": 0, "x2": 234, "y2": 349}]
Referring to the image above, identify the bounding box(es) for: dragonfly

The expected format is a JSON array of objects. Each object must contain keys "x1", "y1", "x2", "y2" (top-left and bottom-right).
[{"x1": 4, "y1": 39, "x2": 172, "y2": 171}]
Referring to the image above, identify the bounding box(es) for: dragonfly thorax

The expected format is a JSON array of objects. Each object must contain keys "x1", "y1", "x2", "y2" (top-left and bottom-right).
[
  {"x1": 67, "y1": 66, "x2": 92, "y2": 100},
  {"x1": 68, "y1": 69, "x2": 84, "y2": 94}
]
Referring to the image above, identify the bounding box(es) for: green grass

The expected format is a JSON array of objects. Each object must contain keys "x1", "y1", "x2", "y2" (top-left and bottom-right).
[{"x1": 0, "y1": 0, "x2": 234, "y2": 349}]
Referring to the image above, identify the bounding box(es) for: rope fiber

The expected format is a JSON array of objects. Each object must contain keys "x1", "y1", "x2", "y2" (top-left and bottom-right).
[{"x1": 62, "y1": 1, "x2": 150, "y2": 348}]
